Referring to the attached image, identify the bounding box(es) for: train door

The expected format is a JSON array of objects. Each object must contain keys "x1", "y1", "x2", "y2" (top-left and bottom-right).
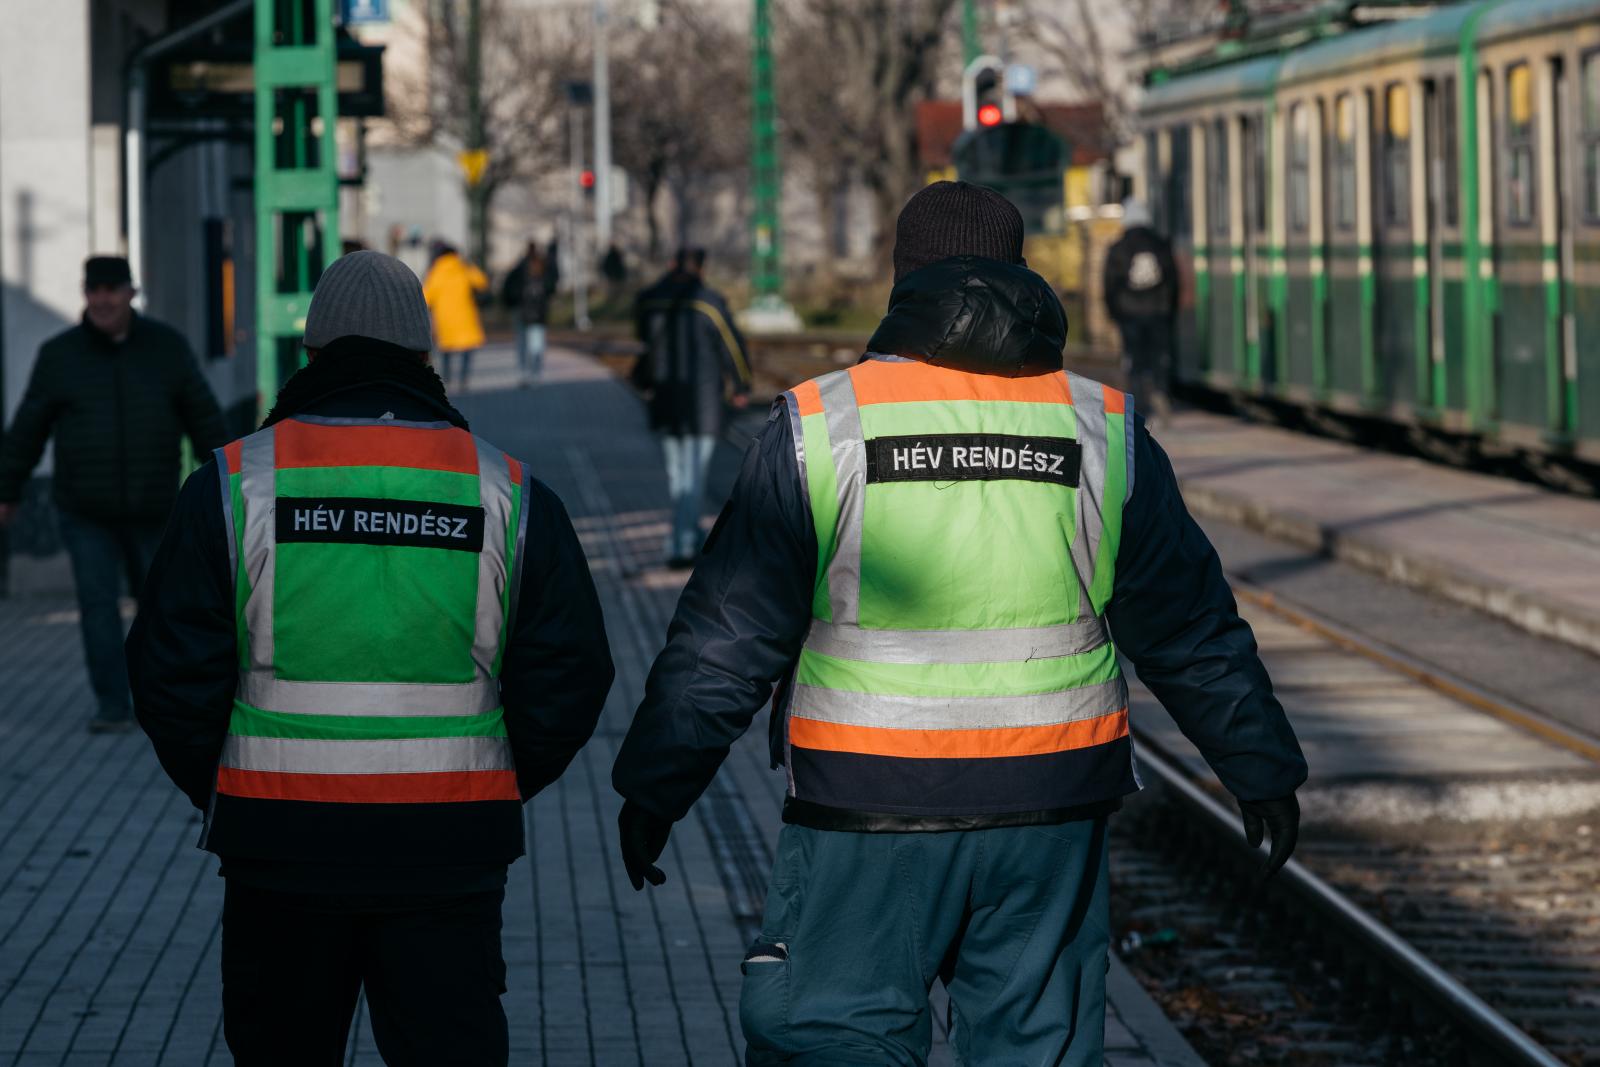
[
  {"x1": 1577, "y1": 50, "x2": 1600, "y2": 459},
  {"x1": 1283, "y1": 99, "x2": 1320, "y2": 398},
  {"x1": 1551, "y1": 57, "x2": 1578, "y2": 442},
  {"x1": 1374, "y1": 82, "x2": 1415, "y2": 411},
  {"x1": 1241, "y1": 113, "x2": 1270, "y2": 387},
  {"x1": 1494, "y1": 60, "x2": 1548, "y2": 440},
  {"x1": 1324, "y1": 90, "x2": 1367, "y2": 407},
  {"x1": 1425, "y1": 75, "x2": 1468, "y2": 419},
  {"x1": 1206, "y1": 116, "x2": 1237, "y2": 384}
]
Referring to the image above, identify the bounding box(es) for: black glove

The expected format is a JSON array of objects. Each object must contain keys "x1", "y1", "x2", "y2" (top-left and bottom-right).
[
  {"x1": 1238, "y1": 793, "x2": 1299, "y2": 879},
  {"x1": 618, "y1": 800, "x2": 672, "y2": 891}
]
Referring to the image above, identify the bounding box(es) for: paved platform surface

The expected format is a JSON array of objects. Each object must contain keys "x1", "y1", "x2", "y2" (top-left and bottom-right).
[
  {"x1": 1152, "y1": 410, "x2": 1600, "y2": 659},
  {"x1": 0, "y1": 344, "x2": 1203, "y2": 1066}
]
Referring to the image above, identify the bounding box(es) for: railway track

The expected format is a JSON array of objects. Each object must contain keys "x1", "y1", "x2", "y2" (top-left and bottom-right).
[{"x1": 1117, "y1": 583, "x2": 1600, "y2": 1067}]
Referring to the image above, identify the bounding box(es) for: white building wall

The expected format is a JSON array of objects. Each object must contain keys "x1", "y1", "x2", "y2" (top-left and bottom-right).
[{"x1": 0, "y1": 0, "x2": 94, "y2": 446}]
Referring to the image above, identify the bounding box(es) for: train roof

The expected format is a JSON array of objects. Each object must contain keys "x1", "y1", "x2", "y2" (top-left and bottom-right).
[
  {"x1": 1476, "y1": 0, "x2": 1600, "y2": 44},
  {"x1": 1140, "y1": 54, "x2": 1283, "y2": 116},
  {"x1": 1277, "y1": 2, "x2": 1482, "y2": 86}
]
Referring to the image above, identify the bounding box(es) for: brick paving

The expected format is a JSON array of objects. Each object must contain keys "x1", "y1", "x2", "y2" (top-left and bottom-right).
[{"x1": 0, "y1": 343, "x2": 1202, "y2": 1066}]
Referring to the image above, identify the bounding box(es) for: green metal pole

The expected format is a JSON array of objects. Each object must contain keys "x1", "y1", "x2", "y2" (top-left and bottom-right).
[
  {"x1": 255, "y1": 0, "x2": 341, "y2": 421},
  {"x1": 962, "y1": 0, "x2": 980, "y2": 66},
  {"x1": 466, "y1": 0, "x2": 487, "y2": 268},
  {"x1": 751, "y1": 0, "x2": 782, "y2": 300}
]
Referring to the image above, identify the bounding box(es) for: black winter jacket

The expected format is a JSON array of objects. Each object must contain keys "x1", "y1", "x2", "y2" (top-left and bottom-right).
[
  {"x1": 0, "y1": 314, "x2": 228, "y2": 523},
  {"x1": 632, "y1": 272, "x2": 752, "y2": 435},
  {"x1": 1103, "y1": 226, "x2": 1180, "y2": 322},
  {"x1": 613, "y1": 256, "x2": 1306, "y2": 832},
  {"x1": 127, "y1": 347, "x2": 615, "y2": 893}
]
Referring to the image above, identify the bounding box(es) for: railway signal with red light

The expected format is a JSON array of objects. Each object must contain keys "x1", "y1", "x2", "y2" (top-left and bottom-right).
[
  {"x1": 977, "y1": 103, "x2": 1003, "y2": 128},
  {"x1": 579, "y1": 169, "x2": 596, "y2": 190}
]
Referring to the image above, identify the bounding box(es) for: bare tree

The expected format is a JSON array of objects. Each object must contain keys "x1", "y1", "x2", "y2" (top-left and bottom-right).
[
  {"x1": 608, "y1": 2, "x2": 750, "y2": 259},
  {"x1": 775, "y1": 0, "x2": 963, "y2": 269},
  {"x1": 386, "y1": 0, "x2": 587, "y2": 265}
]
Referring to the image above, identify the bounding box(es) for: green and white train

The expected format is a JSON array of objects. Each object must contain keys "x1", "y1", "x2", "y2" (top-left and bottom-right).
[{"x1": 1138, "y1": 0, "x2": 1600, "y2": 479}]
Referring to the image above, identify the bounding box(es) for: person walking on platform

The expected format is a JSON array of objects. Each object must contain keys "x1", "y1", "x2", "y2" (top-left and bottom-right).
[
  {"x1": 502, "y1": 241, "x2": 556, "y2": 384},
  {"x1": 631, "y1": 247, "x2": 752, "y2": 568},
  {"x1": 0, "y1": 255, "x2": 226, "y2": 733},
  {"x1": 1103, "y1": 198, "x2": 1180, "y2": 426},
  {"x1": 423, "y1": 241, "x2": 490, "y2": 390},
  {"x1": 126, "y1": 251, "x2": 614, "y2": 1067},
  {"x1": 612, "y1": 182, "x2": 1305, "y2": 1065}
]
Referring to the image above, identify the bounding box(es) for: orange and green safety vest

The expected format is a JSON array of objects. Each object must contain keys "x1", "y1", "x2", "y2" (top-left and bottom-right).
[{"x1": 779, "y1": 357, "x2": 1139, "y2": 818}]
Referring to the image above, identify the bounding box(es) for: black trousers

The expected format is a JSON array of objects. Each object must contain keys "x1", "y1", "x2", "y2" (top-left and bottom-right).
[{"x1": 221, "y1": 881, "x2": 509, "y2": 1066}]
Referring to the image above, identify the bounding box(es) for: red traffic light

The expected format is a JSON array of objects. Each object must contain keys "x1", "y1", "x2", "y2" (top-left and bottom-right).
[
  {"x1": 977, "y1": 103, "x2": 1003, "y2": 127},
  {"x1": 580, "y1": 169, "x2": 596, "y2": 189}
]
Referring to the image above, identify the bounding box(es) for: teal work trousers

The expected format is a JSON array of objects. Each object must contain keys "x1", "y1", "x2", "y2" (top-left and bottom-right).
[{"x1": 739, "y1": 819, "x2": 1110, "y2": 1066}]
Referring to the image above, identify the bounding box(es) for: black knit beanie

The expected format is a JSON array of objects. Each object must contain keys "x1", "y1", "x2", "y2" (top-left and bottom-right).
[{"x1": 892, "y1": 181, "x2": 1026, "y2": 283}]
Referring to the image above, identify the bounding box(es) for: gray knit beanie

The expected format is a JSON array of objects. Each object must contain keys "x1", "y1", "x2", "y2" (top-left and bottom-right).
[
  {"x1": 892, "y1": 181, "x2": 1026, "y2": 283},
  {"x1": 303, "y1": 250, "x2": 434, "y2": 352}
]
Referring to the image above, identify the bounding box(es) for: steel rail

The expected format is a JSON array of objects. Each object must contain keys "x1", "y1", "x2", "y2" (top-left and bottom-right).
[
  {"x1": 1131, "y1": 739, "x2": 1568, "y2": 1067},
  {"x1": 1225, "y1": 573, "x2": 1600, "y2": 766}
]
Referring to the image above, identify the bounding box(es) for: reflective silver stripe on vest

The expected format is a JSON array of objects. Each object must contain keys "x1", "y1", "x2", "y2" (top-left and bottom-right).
[
  {"x1": 1065, "y1": 372, "x2": 1107, "y2": 618},
  {"x1": 818, "y1": 370, "x2": 866, "y2": 625},
  {"x1": 781, "y1": 392, "x2": 807, "y2": 483},
  {"x1": 221, "y1": 734, "x2": 514, "y2": 775},
  {"x1": 789, "y1": 675, "x2": 1128, "y2": 731},
  {"x1": 505, "y1": 466, "x2": 533, "y2": 634},
  {"x1": 1123, "y1": 392, "x2": 1136, "y2": 504},
  {"x1": 235, "y1": 675, "x2": 500, "y2": 716},
  {"x1": 473, "y1": 437, "x2": 514, "y2": 675},
  {"x1": 805, "y1": 616, "x2": 1110, "y2": 665},
  {"x1": 214, "y1": 446, "x2": 237, "y2": 583},
  {"x1": 239, "y1": 427, "x2": 278, "y2": 674}
]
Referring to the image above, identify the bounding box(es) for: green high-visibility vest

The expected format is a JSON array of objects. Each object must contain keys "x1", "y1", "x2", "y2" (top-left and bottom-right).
[
  {"x1": 779, "y1": 357, "x2": 1138, "y2": 819},
  {"x1": 210, "y1": 414, "x2": 528, "y2": 811}
]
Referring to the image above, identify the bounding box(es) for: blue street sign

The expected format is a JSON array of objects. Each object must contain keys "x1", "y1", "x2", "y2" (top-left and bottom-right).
[
  {"x1": 1006, "y1": 63, "x2": 1037, "y2": 97},
  {"x1": 341, "y1": 0, "x2": 390, "y2": 24}
]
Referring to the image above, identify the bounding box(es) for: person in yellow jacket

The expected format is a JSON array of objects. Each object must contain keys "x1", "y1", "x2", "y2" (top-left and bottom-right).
[{"x1": 422, "y1": 242, "x2": 490, "y2": 389}]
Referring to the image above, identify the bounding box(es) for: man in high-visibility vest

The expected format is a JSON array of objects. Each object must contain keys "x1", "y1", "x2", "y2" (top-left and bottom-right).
[
  {"x1": 127, "y1": 251, "x2": 614, "y2": 1066},
  {"x1": 612, "y1": 183, "x2": 1305, "y2": 1065}
]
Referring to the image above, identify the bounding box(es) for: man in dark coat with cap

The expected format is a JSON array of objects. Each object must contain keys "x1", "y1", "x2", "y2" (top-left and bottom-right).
[
  {"x1": 0, "y1": 256, "x2": 227, "y2": 732},
  {"x1": 126, "y1": 250, "x2": 615, "y2": 1066},
  {"x1": 612, "y1": 183, "x2": 1304, "y2": 1064}
]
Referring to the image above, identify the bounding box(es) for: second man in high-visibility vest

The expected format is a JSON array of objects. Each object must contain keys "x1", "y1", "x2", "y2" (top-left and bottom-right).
[
  {"x1": 128, "y1": 251, "x2": 614, "y2": 1066},
  {"x1": 612, "y1": 182, "x2": 1305, "y2": 1064}
]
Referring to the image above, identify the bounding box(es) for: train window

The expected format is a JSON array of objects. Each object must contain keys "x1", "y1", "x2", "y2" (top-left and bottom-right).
[
  {"x1": 1169, "y1": 125, "x2": 1193, "y2": 242},
  {"x1": 1289, "y1": 103, "x2": 1311, "y2": 233},
  {"x1": 1383, "y1": 84, "x2": 1410, "y2": 228},
  {"x1": 1332, "y1": 94, "x2": 1357, "y2": 230},
  {"x1": 1506, "y1": 63, "x2": 1535, "y2": 226},
  {"x1": 1441, "y1": 76, "x2": 1460, "y2": 228},
  {"x1": 1583, "y1": 50, "x2": 1600, "y2": 220},
  {"x1": 1145, "y1": 131, "x2": 1165, "y2": 233},
  {"x1": 1246, "y1": 115, "x2": 1267, "y2": 233},
  {"x1": 1209, "y1": 118, "x2": 1230, "y2": 238}
]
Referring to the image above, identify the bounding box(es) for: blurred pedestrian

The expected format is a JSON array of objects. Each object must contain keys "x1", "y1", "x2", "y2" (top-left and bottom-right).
[
  {"x1": 0, "y1": 255, "x2": 226, "y2": 733},
  {"x1": 423, "y1": 241, "x2": 489, "y2": 390},
  {"x1": 502, "y1": 241, "x2": 555, "y2": 384},
  {"x1": 1103, "y1": 198, "x2": 1179, "y2": 426},
  {"x1": 600, "y1": 242, "x2": 627, "y2": 302},
  {"x1": 613, "y1": 183, "x2": 1304, "y2": 1065},
  {"x1": 631, "y1": 248, "x2": 751, "y2": 567},
  {"x1": 127, "y1": 251, "x2": 614, "y2": 1067}
]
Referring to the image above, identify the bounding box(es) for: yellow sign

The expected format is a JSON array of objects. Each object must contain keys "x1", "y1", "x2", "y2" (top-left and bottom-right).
[{"x1": 457, "y1": 149, "x2": 489, "y2": 186}]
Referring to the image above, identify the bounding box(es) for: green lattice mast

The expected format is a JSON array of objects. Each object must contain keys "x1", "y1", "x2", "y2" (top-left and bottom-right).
[
  {"x1": 751, "y1": 0, "x2": 782, "y2": 299},
  {"x1": 254, "y1": 0, "x2": 341, "y2": 419}
]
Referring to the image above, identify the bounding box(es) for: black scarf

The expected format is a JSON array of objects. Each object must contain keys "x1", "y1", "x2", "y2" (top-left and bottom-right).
[{"x1": 262, "y1": 338, "x2": 469, "y2": 430}]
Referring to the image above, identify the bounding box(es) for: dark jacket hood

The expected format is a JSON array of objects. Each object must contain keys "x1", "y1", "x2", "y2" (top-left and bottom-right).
[
  {"x1": 865, "y1": 256, "x2": 1068, "y2": 376},
  {"x1": 263, "y1": 337, "x2": 468, "y2": 429}
]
